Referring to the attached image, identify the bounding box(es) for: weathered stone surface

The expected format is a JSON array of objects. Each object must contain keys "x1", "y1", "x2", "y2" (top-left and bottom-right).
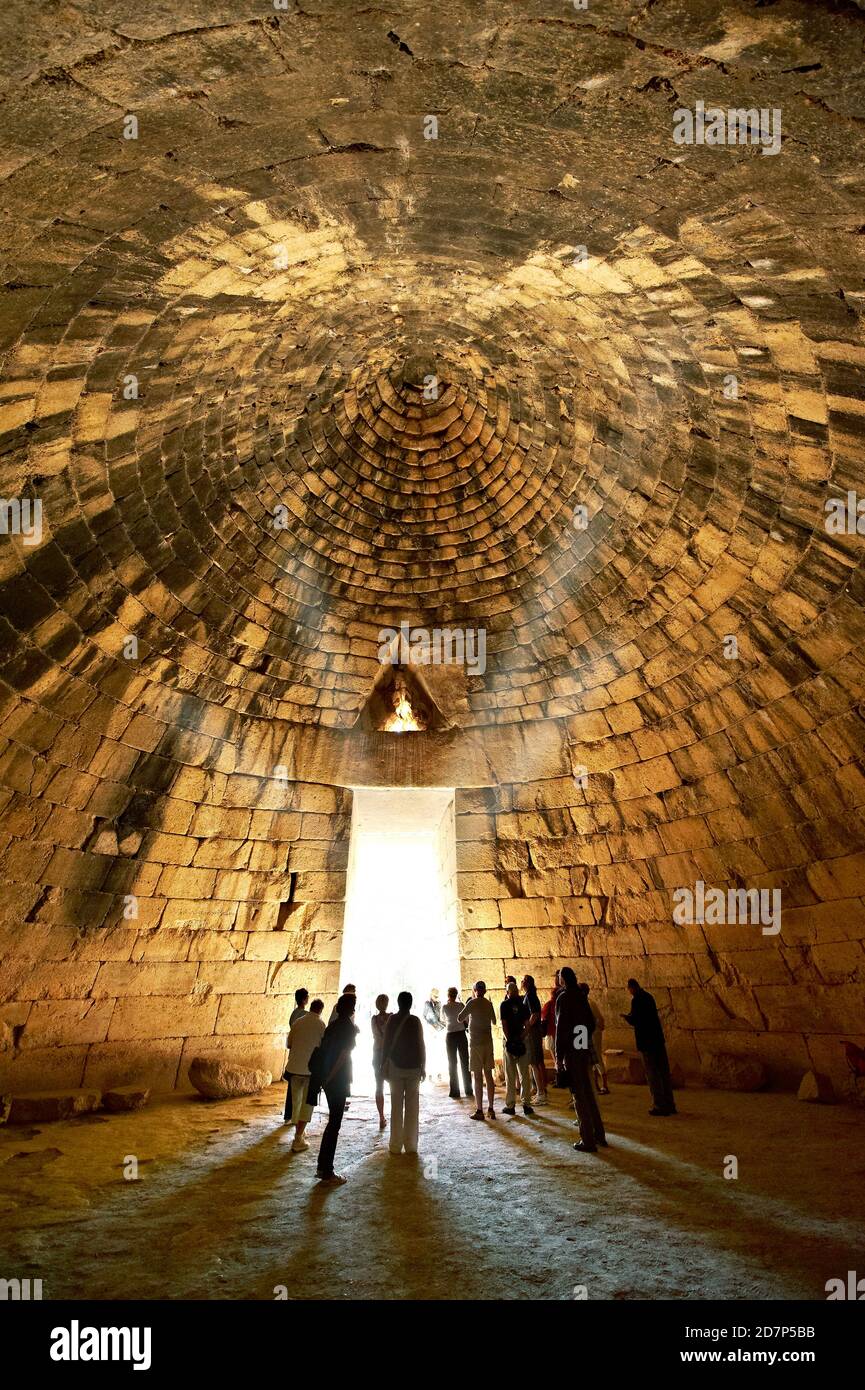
[
  {"x1": 187, "y1": 1058, "x2": 272, "y2": 1100},
  {"x1": 7, "y1": 1089, "x2": 102, "y2": 1124},
  {"x1": 701, "y1": 1053, "x2": 769, "y2": 1092},
  {"x1": 604, "y1": 1051, "x2": 647, "y2": 1085},
  {"x1": 797, "y1": 1071, "x2": 835, "y2": 1105},
  {"x1": 101, "y1": 1085, "x2": 151, "y2": 1112},
  {"x1": 0, "y1": 0, "x2": 862, "y2": 1101}
]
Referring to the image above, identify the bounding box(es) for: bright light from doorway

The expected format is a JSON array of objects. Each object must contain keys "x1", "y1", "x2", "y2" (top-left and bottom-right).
[{"x1": 339, "y1": 787, "x2": 459, "y2": 1092}]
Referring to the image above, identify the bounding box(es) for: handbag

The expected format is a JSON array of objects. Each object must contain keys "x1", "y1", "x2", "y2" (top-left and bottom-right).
[{"x1": 381, "y1": 1013, "x2": 410, "y2": 1081}]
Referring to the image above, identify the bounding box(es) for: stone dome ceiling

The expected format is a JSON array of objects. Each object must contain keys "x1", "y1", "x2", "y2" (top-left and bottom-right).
[
  {"x1": 1, "y1": 0, "x2": 865, "y2": 1122},
  {"x1": 1, "y1": 0, "x2": 864, "y2": 754}
]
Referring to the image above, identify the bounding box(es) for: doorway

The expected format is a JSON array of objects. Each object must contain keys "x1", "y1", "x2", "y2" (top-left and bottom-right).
[{"x1": 339, "y1": 787, "x2": 459, "y2": 1090}]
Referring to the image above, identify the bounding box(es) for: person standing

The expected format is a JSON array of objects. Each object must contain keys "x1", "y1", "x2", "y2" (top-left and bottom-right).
[
  {"x1": 329, "y1": 983, "x2": 357, "y2": 1024},
  {"x1": 458, "y1": 981, "x2": 498, "y2": 1121},
  {"x1": 541, "y1": 971, "x2": 563, "y2": 1072},
  {"x1": 382, "y1": 991, "x2": 426, "y2": 1155},
  {"x1": 283, "y1": 998, "x2": 326, "y2": 1151},
  {"x1": 581, "y1": 982, "x2": 609, "y2": 1094},
  {"x1": 371, "y1": 993, "x2": 393, "y2": 1130},
  {"x1": 521, "y1": 973, "x2": 548, "y2": 1105},
  {"x1": 311, "y1": 993, "x2": 357, "y2": 1185},
  {"x1": 623, "y1": 977, "x2": 676, "y2": 1116},
  {"x1": 555, "y1": 966, "x2": 607, "y2": 1153},
  {"x1": 422, "y1": 986, "x2": 446, "y2": 1083},
  {"x1": 441, "y1": 986, "x2": 473, "y2": 1098},
  {"x1": 500, "y1": 981, "x2": 535, "y2": 1117},
  {"x1": 289, "y1": 988, "x2": 309, "y2": 1026}
]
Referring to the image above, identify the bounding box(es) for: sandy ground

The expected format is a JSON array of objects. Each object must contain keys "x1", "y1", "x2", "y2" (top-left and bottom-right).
[{"x1": 1, "y1": 1080, "x2": 863, "y2": 1301}]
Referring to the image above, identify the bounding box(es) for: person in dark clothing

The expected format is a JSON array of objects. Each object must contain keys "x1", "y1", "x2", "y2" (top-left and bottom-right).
[
  {"x1": 500, "y1": 981, "x2": 535, "y2": 1117},
  {"x1": 312, "y1": 993, "x2": 357, "y2": 1184},
  {"x1": 555, "y1": 966, "x2": 607, "y2": 1153},
  {"x1": 521, "y1": 972, "x2": 548, "y2": 1104},
  {"x1": 382, "y1": 991, "x2": 426, "y2": 1155},
  {"x1": 541, "y1": 970, "x2": 563, "y2": 1077},
  {"x1": 623, "y1": 977, "x2": 676, "y2": 1116},
  {"x1": 441, "y1": 986, "x2": 473, "y2": 1098},
  {"x1": 289, "y1": 987, "x2": 309, "y2": 1026}
]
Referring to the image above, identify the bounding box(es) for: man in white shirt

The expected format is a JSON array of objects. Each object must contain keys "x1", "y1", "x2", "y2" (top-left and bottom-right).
[
  {"x1": 284, "y1": 998, "x2": 326, "y2": 1152},
  {"x1": 458, "y1": 981, "x2": 498, "y2": 1121}
]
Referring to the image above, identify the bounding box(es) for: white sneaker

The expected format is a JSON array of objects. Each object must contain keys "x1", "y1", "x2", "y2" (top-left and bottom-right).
[
  {"x1": 291, "y1": 1138, "x2": 309, "y2": 1153},
  {"x1": 534, "y1": 1096, "x2": 550, "y2": 1106}
]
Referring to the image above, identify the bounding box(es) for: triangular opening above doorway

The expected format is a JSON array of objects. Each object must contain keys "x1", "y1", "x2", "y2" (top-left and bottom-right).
[{"x1": 356, "y1": 663, "x2": 449, "y2": 733}]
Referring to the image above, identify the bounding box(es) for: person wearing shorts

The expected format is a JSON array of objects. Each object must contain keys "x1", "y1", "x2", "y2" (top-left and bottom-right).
[
  {"x1": 458, "y1": 981, "x2": 498, "y2": 1121},
  {"x1": 284, "y1": 998, "x2": 326, "y2": 1153},
  {"x1": 521, "y1": 973, "x2": 548, "y2": 1104}
]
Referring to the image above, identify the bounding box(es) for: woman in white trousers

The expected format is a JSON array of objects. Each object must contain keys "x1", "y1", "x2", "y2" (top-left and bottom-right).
[{"x1": 381, "y1": 991, "x2": 426, "y2": 1155}]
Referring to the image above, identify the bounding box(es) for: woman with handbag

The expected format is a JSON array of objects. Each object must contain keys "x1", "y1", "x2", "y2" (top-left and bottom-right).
[{"x1": 381, "y1": 992, "x2": 426, "y2": 1155}]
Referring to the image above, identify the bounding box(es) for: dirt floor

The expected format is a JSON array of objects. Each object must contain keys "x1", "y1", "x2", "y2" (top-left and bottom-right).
[{"x1": 1, "y1": 1080, "x2": 863, "y2": 1301}]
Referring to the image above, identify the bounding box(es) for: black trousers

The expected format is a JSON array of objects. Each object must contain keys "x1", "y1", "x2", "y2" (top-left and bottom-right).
[
  {"x1": 446, "y1": 1031, "x2": 472, "y2": 1096},
  {"x1": 567, "y1": 1053, "x2": 605, "y2": 1149},
  {"x1": 642, "y1": 1045, "x2": 675, "y2": 1112},
  {"x1": 317, "y1": 1086, "x2": 348, "y2": 1176}
]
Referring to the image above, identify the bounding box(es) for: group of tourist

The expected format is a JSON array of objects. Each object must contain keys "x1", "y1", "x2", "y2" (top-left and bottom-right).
[{"x1": 283, "y1": 971, "x2": 675, "y2": 1185}]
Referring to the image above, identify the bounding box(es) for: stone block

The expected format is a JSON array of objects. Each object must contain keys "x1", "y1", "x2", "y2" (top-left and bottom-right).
[
  {"x1": 157, "y1": 866, "x2": 217, "y2": 898},
  {"x1": 102, "y1": 1084, "x2": 150, "y2": 1112},
  {"x1": 459, "y1": 929, "x2": 514, "y2": 960},
  {"x1": 243, "y1": 932, "x2": 291, "y2": 962},
  {"x1": 107, "y1": 996, "x2": 219, "y2": 1042},
  {"x1": 512, "y1": 926, "x2": 583, "y2": 958},
  {"x1": 0, "y1": 1045, "x2": 89, "y2": 1093},
  {"x1": 215, "y1": 994, "x2": 291, "y2": 1035},
  {"x1": 696, "y1": 1030, "x2": 811, "y2": 1088},
  {"x1": 20, "y1": 998, "x2": 114, "y2": 1047},
  {"x1": 266, "y1": 961, "x2": 340, "y2": 995},
  {"x1": 7, "y1": 1088, "x2": 102, "y2": 1124},
  {"x1": 755, "y1": 984, "x2": 865, "y2": 1034},
  {"x1": 179, "y1": 1035, "x2": 286, "y2": 1090},
  {"x1": 457, "y1": 872, "x2": 510, "y2": 900},
  {"x1": 160, "y1": 900, "x2": 231, "y2": 930},
  {"x1": 83, "y1": 1042, "x2": 181, "y2": 1093},
  {"x1": 7, "y1": 960, "x2": 100, "y2": 1001},
  {"x1": 456, "y1": 841, "x2": 498, "y2": 871},
  {"x1": 91, "y1": 962, "x2": 199, "y2": 997},
  {"x1": 805, "y1": 851, "x2": 865, "y2": 901},
  {"x1": 188, "y1": 1057, "x2": 272, "y2": 1099},
  {"x1": 797, "y1": 1070, "x2": 835, "y2": 1104},
  {"x1": 701, "y1": 1052, "x2": 769, "y2": 1091},
  {"x1": 498, "y1": 898, "x2": 548, "y2": 929},
  {"x1": 71, "y1": 927, "x2": 139, "y2": 961},
  {"x1": 604, "y1": 1051, "x2": 646, "y2": 1084},
  {"x1": 235, "y1": 902, "x2": 282, "y2": 931},
  {"x1": 292, "y1": 872, "x2": 345, "y2": 903},
  {"x1": 669, "y1": 986, "x2": 765, "y2": 1032},
  {"x1": 810, "y1": 942, "x2": 864, "y2": 984},
  {"x1": 196, "y1": 962, "x2": 269, "y2": 995},
  {"x1": 130, "y1": 930, "x2": 194, "y2": 962},
  {"x1": 185, "y1": 931, "x2": 247, "y2": 961}
]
